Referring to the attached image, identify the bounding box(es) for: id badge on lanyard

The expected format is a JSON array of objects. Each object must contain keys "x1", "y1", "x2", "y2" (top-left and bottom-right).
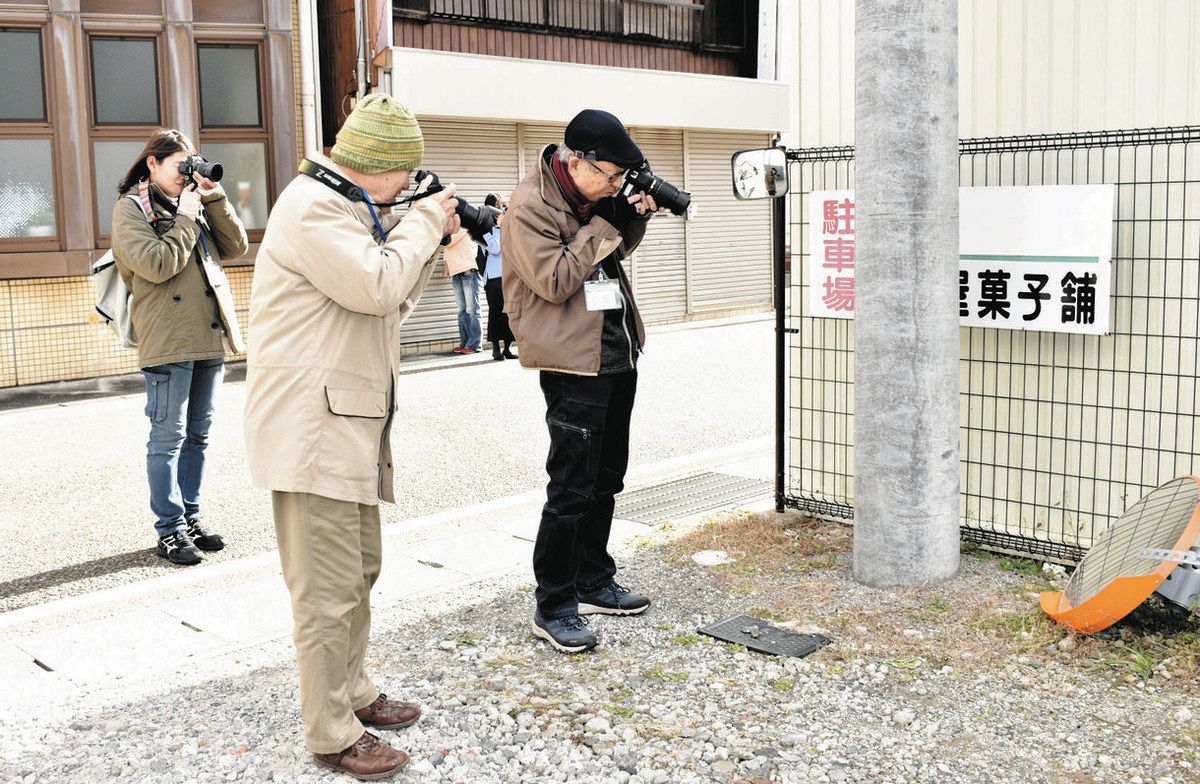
[{"x1": 584, "y1": 267, "x2": 622, "y2": 311}]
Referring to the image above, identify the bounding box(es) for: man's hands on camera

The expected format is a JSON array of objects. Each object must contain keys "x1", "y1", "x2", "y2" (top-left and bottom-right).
[
  {"x1": 630, "y1": 193, "x2": 661, "y2": 216},
  {"x1": 427, "y1": 181, "x2": 461, "y2": 239},
  {"x1": 593, "y1": 192, "x2": 663, "y2": 231}
]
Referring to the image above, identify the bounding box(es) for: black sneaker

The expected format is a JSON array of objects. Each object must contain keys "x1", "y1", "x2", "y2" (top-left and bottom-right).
[
  {"x1": 185, "y1": 518, "x2": 225, "y2": 552},
  {"x1": 531, "y1": 612, "x2": 597, "y2": 653},
  {"x1": 156, "y1": 531, "x2": 202, "y2": 565},
  {"x1": 577, "y1": 580, "x2": 650, "y2": 616}
]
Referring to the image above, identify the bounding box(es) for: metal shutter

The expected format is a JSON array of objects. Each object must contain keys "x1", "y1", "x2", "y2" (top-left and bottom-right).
[
  {"x1": 630, "y1": 128, "x2": 687, "y2": 323},
  {"x1": 685, "y1": 130, "x2": 774, "y2": 312},
  {"x1": 401, "y1": 118, "x2": 520, "y2": 347},
  {"x1": 521, "y1": 123, "x2": 565, "y2": 178}
]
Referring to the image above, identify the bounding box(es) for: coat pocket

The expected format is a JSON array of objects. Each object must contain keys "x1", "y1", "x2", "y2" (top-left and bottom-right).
[{"x1": 324, "y1": 386, "x2": 388, "y2": 419}]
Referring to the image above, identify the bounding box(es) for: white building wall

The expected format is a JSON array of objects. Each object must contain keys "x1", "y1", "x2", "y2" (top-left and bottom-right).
[{"x1": 798, "y1": 0, "x2": 1200, "y2": 147}]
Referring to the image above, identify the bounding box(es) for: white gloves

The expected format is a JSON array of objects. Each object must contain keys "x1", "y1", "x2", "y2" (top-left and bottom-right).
[
  {"x1": 196, "y1": 181, "x2": 223, "y2": 198},
  {"x1": 177, "y1": 189, "x2": 203, "y2": 221}
]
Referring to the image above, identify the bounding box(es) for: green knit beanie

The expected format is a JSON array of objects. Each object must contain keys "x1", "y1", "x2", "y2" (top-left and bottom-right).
[{"x1": 330, "y1": 94, "x2": 424, "y2": 174}]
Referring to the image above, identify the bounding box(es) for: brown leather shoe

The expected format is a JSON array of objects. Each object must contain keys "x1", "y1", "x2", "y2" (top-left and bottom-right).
[
  {"x1": 354, "y1": 693, "x2": 422, "y2": 730},
  {"x1": 313, "y1": 732, "x2": 409, "y2": 781}
]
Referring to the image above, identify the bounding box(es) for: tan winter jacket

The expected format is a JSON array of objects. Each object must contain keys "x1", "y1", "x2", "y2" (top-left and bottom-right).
[
  {"x1": 111, "y1": 184, "x2": 249, "y2": 369},
  {"x1": 440, "y1": 228, "x2": 477, "y2": 276},
  {"x1": 501, "y1": 145, "x2": 648, "y2": 375},
  {"x1": 243, "y1": 155, "x2": 446, "y2": 506}
]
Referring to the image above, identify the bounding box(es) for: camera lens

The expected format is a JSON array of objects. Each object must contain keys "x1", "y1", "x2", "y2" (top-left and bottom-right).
[
  {"x1": 628, "y1": 169, "x2": 690, "y2": 217},
  {"x1": 195, "y1": 160, "x2": 223, "y2": 182},
  {"x1": 457, "y1": 200, "x2": 496, "y2": 242}
]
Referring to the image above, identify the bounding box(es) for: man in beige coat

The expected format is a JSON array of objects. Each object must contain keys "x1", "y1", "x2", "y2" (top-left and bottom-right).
[{"x1": 244, "y1": 95, "x2": 459, "y2": 781}]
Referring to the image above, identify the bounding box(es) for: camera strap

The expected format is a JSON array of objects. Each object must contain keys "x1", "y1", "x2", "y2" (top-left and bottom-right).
[
  {"x1": 299, "y1": 158, "x2": 392, "y2": 244},
  {"x1": 299, "y1": 159, "x2": 367, "y2": 203}
]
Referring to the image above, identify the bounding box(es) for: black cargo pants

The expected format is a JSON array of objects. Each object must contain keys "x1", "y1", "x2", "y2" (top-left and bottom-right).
[{"x1": 532, "y1": 369, "x2": 637, "y2": 619}]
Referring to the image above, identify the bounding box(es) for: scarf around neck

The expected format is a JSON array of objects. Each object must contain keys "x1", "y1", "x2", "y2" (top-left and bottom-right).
[{"x1": 549, "y1": 148, "x2": 594, "y2": 221}]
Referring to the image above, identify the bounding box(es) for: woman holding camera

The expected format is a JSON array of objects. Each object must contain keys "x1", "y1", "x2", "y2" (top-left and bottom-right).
[{"x1": 110, "y1": 129, "x2": 249, "y2": 565}]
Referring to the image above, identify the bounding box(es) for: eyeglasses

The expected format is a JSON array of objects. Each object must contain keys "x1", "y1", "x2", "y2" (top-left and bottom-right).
[{"x1": 580, "y1": 157, "x2": 627, "y2": 186}]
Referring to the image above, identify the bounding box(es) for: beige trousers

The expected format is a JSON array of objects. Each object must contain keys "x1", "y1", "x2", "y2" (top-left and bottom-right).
[{"x1": 273, "y1": 491, "x2": 383, "y2": 754}]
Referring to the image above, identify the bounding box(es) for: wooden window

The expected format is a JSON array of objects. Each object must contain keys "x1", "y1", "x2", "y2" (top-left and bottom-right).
[
  {"x1": 90, "y1": 37, "x2": 161, "y2": 125},
  {"x1": 87, "y1": 34, "x2": 164, "y2": 243},
  {"x1": 196, "y1": 41, "x2": 271, "y2": 237},
  {"x1": 198, "y1": 44, "x2": 261, "y2": 127},
  {"x1": 0, "y1": 27, "x2": 59, "y2": 251}
]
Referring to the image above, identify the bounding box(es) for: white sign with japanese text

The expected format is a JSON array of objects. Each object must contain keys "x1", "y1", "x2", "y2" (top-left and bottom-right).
[{"x1": 807, "y1": 185, "x2": 1116, "y2": 335}]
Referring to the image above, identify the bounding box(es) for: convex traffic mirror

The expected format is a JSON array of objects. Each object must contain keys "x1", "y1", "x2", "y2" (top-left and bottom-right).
[{"x1": 731, "y1": 147, "x2": 789, "y2": 200}]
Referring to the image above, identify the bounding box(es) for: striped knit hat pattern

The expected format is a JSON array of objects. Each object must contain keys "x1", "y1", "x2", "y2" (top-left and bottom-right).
[{"x1": 330, "y1": 94, "x2": 424, "y2": 174}]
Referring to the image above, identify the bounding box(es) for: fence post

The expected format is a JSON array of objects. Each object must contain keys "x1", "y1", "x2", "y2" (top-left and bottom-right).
[
  {"x1": 774, "y1": 173, "x2": 787, "y2": 514},
  {"x1": 853, "y1": 0, "x2": 961, "y2": 586}
]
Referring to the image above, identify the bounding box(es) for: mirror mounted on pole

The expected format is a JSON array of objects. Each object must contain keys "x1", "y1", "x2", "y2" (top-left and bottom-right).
[{"x1": 730, "y1": 147, "x2": 790, "y2": 200}]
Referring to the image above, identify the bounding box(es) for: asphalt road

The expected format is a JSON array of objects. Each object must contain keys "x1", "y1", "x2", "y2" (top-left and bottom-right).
[{"x1": 0, "y1": 317, "x2": 772, "y2": 611}]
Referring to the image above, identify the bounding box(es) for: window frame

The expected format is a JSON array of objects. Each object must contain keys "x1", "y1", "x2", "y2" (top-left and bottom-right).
[
  {"x1": 196, "y1": 42, "x2": 264, "y2": 129},
  {"x1": 87, "y1": 34, "x2": 163, "y2": 128},
  {"x1": 0, "y1": 24, "x2": 61, "y2": 254},
  {"x1": 195, "y1": 36, "x2": 273, "y2": 244},
  {"x1": 85, "y1": 32, "x2": 166, "y2": 248}
]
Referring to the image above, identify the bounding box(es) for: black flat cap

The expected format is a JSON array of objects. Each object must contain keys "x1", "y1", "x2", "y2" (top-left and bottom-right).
[{"x1": 564, "y1": 109, "x2": 644, "y2": 169}]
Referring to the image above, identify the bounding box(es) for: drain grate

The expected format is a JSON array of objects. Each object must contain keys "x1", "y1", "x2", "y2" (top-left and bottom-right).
[
  {"x1": 615, "y1": 472, "x2": 771, "y2": 525},
  {"x1": 698, "y1": 614, "x2": 831, "y2": 658}
]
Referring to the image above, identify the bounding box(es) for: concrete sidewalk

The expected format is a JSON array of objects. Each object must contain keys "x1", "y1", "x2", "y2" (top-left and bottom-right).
[{"x1": 0, "y1": 437, "x2": 772, "y2": 728}]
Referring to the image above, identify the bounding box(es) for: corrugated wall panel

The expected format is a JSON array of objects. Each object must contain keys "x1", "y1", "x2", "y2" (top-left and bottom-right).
[
  {"x1": 521, "y1": 123, "x2": 566, "y2": 179},
  {"x1": 799, "y1": 0, "x2": 1200, "y2": 146},
  {"x1": 629, "y1": 128, "x2": 687, "y2": 323},
  {"x1": 685, "y1": 130, "x2": 773, "y2": 311},
  {"x1": 401, "y1": 118, "x2": 520, "y2": 346},
  {"x1": 798, "y1": 0, "x2": 855, "y2": 147}
]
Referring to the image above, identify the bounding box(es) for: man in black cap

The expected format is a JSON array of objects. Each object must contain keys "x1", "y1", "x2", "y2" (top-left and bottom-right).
[{"x1": 501, "y1": 108, "x2": 665, "y2": 653}]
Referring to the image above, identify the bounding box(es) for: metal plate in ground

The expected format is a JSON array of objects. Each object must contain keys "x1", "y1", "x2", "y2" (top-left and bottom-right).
[
  {"x1": 698, "y1": 614, "x2": 831, "y2": 658},
  {"x1": 615, "y1": 472, "x2": 772, "y2": 525}
]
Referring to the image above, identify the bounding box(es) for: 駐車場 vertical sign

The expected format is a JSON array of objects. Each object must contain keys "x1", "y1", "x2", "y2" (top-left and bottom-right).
[{"x1": 807, "y1": 185, "x2": 1116, "y2": 335}]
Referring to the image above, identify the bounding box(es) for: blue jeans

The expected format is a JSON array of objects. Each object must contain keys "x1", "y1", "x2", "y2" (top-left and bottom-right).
[
  {"x1": 142, "y1": 359, "x2": 224, "y2": 537},
  {"x1": 451, "y1": 270, "x2": 482, "y2": 350}
]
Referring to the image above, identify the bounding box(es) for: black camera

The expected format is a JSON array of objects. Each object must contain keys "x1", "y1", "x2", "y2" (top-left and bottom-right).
[
  {"x1": 622, "y1": 163, "x2": 691, "y2": 217},
  {"x1": 178, "y1": 155, "x2": 223, "y2": 183},
  {"x1": 411, "y1": 169, "x2": 496, "y2": 242}
]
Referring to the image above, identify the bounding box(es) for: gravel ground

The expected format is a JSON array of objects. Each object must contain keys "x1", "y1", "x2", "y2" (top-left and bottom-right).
[
  {"x1": 3, "y1": 510, "x2": 1197, "y2": 784},
  {"x1": 0, "y1": 318, "x2": 771, "y2": 611}
]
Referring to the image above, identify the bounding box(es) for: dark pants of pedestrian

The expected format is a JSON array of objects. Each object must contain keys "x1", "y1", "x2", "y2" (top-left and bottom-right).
[
  {"x1": 484, "y1": 276, "x2": 515, "y2": 345},
  {"x1": 533, "y1": 369, "x2": 637, "y2": 619}
]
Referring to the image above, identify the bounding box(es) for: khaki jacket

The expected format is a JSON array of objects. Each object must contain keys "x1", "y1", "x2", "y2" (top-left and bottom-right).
[
  {"x1": 111, "y1": 185, "x2": 249, "y2": 369},
  {"x1": 244, "y1": 156, "x2": 446, "y2": 505},
  {"x1": 501, "y1": 145, "x2": 648, "y2": 375}
]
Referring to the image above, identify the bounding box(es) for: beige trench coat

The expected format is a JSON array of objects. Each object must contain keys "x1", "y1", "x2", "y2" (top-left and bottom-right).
[{"x1": 244, "y1": 155, "x2": 446, "y2": 505}]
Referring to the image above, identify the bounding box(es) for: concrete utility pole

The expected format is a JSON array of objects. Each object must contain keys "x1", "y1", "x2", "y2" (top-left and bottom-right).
[{"x1": 853, "y1": 0, "x2": 961, "y2": 586}]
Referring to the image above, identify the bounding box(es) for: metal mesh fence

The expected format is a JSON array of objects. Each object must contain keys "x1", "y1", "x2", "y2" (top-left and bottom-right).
[{"x1": 784, "y1": 127, "x2": 1200, "y2": 563}]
